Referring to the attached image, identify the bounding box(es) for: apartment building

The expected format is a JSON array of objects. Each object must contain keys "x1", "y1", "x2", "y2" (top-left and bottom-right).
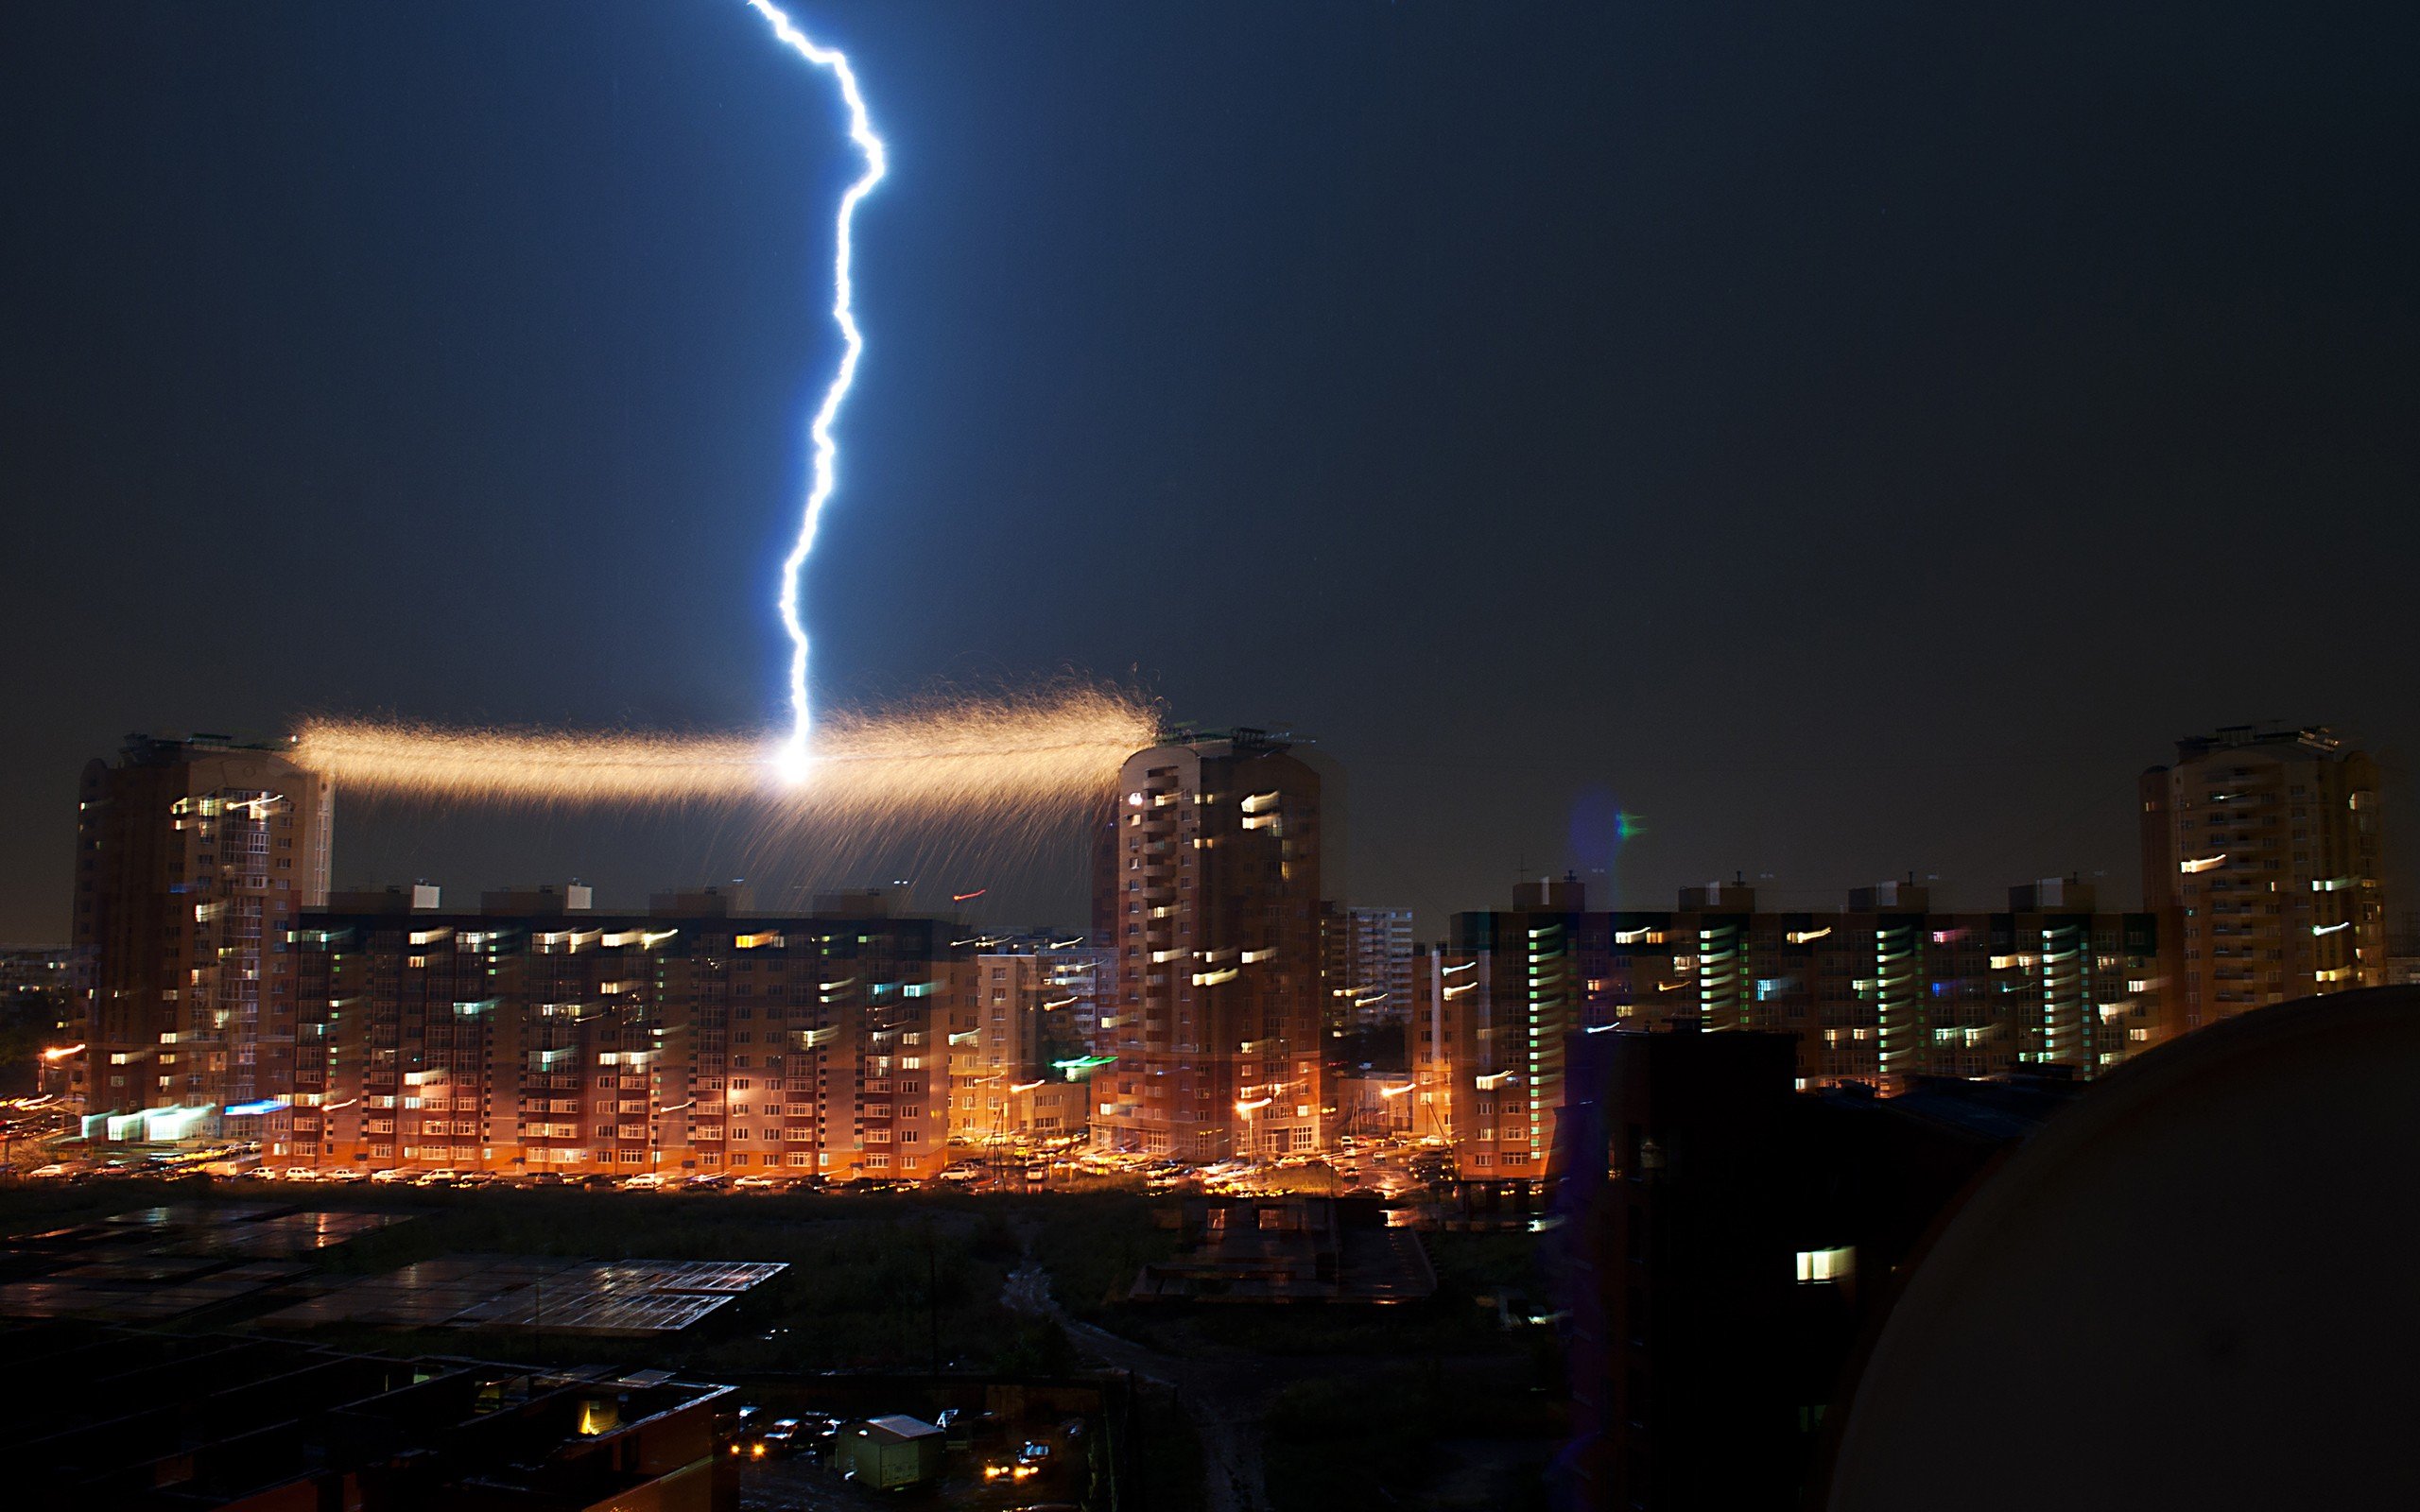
[
  {"x1": 2141, "y1": 723, "x2": 2385, "y2": 1027},
  {"x1": 1322, "y1": 904, "x2": 1414, "y2": 1032},
  {"x1": 1412, "y1": 878, "x2": 2162, "y2": 1181},
  {"x1": 952, "y1": 939, "x2": 1113, "y2": 1143},
  {"x1": 1093, "y1": 730, "x2": 1330, "y2": 1160},
  {"x1": 290, "y1": 894, "x2": 969, "y2": 1180},
  {"x1": 72, "y1": 735, "x2": 331, "y2": 1124}
]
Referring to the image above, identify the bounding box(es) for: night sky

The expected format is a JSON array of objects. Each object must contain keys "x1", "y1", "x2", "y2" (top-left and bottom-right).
[{"x1": 4, "y1": 2, "x2": 2414, "y2": 940}]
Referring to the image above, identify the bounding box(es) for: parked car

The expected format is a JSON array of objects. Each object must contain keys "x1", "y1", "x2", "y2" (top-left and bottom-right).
[{"x1": 759, "y1": 1418, "x2": 808, "y2": 1457}]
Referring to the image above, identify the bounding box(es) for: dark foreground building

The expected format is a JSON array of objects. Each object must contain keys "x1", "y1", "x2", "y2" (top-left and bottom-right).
[
  {"x1": 1549, "y1": 1022, "x2": 2078, "y2": 1510},
  {"x1": 1824, "y1": 986, "x2": 2420, "y2": 1512},
  {"x1": 0, "y1": 1323, "x2": 731, "y2": 1510}
]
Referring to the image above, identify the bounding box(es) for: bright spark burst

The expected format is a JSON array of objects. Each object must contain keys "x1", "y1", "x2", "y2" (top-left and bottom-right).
[
  {"x1": 291, "y1": 688, "x2": 1157, "y2": 820},
  {"x1": 744, "y1": 0, "x2": 888, "y2": 767}
]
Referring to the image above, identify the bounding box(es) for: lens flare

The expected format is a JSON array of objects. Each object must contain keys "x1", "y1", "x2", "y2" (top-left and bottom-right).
[{"x1": 743, "y1": 0, "x2": 888, "y2": 763}]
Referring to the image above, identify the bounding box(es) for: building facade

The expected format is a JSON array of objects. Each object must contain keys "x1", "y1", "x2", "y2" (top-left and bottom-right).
[
  {"x1": 1322, "y1": 904, "x2": 1414, "y2": 1032},
  {"x1": 1413, "y1": 879, "x2": 2162, "y2": 1182},
  {"x1": 1093, "y1": 731, "x2": 1329, "y2": 1160},
  {"x1": 72, "y1": 736, "x2": 332, "y2": 1126},
  {"x1": 2140, "y1": 724, "x2": 2386, "y2": 1028},
  {"x1": 291, "y1": 897, "x2": 969, "y2": 1179},
  {"x1": 951, "y1": 939, "x2": 1114, "y2": 1144},
  {"x1": 1, "y1": 945, "x2": 90, "y2": 1100}
]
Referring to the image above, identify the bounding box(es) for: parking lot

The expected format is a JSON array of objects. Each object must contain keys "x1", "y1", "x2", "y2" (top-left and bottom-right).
[
  {"x1": 723, "y1": 1395, "x2": 1095, "y2": 1512},
  {"x1": 4, "y1": 1125, "x2": 1453, "y2": 1207}
]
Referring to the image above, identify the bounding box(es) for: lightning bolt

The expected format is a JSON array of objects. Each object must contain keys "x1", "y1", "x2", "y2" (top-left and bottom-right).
[{"x1": 744, "y1": 0, "x2": 888, "y2": 777}]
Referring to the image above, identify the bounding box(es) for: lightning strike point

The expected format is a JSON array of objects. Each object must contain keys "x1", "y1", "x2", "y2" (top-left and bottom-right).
[
  {"x1": 773, "y1": 736, "x2": 815, "y2": 787},
  {"x1": 743, "y1": 0, "x2": 888, "y2": 748}
]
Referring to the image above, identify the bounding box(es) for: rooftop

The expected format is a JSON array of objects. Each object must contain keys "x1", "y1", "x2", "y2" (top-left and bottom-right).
[
  {"x1": 0, "y1": 1322, "x2": 728, "y2": 1510},
  {"x1": 2172, "y1": 722, "x2": 2344, "y2": 762},
  {"x1": 1871, "y1": 1071, "x2": 2084, "y2": 1144}
]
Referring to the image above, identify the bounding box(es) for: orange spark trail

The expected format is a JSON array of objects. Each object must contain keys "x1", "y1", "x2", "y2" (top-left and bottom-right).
[{"x1": 290, "y1": 687, "x2": 1157, "y2": 824}]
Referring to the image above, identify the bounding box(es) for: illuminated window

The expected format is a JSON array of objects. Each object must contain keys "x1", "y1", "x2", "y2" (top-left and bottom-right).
[{"x1": 1795, "y1": 1246, "x2": 1855, "y2": 1283}]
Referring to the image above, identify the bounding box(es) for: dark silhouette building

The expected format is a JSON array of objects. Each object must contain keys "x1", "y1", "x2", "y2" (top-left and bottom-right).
[
  {"x1": 1550, "y1": 1022, "x2": 2078, "y2": 1510},
  {"x1": 0, "y1": 1323, "x2": 731, "y2": 1510},
  {"x1": 1824, "y1": 986, "x2": 2420, "y2": 1512}
]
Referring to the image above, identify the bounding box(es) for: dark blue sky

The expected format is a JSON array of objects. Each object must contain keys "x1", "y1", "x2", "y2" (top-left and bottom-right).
[{"x1": 4, "y1": 2, "x2": 2414, "y2": 937}]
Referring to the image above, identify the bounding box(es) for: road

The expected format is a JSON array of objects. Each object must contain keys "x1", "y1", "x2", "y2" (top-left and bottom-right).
[{"x1": 1005, "y1": 1261, "x2": 1279, "y2": 1512}]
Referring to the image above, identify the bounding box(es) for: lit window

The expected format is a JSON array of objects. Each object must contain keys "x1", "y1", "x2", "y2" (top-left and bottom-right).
[{"x1": 1795, "y1": 1246, "x2": 1855, "y2": 1283}]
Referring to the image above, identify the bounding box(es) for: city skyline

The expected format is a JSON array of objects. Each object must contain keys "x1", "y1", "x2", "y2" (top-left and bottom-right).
[
  {"x1": 5, "y1": 11, "x2": 2420, "y2": 1509},
  {"x1": 19, "y1": 718, "x2": 2393, "y2": 946},
  {"x1": 3, "y1": 8, "x2": 2411, "y2": 1508},
  {"x1": 6, "y1": 2, "x2": 2415, "y2": 943}
]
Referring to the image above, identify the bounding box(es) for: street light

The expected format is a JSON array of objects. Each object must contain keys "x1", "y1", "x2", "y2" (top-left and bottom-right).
[
  {"x1": 966, "y1": 1074, "x2": 1006, "y2": 1184},
  {"x1": 314, "y1": 1098, "x2": 359, "y2": 1174},
  {"x1": 1007, "y1": 1080, "x2": 1047, "y2": 1185},
  {"x1": 28, "y1": 1044, "x2": 84, "y2": 1129},
  {"x1": 636, "y1": 1018, "x2": 691, "y2": 1183},
  {"x1": 652, "y1": 1099, "x2": 696, "y2": 1180},
  {"x1": 1236, "y1": 1096, "x2": 1272, "y2": 1163}
]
